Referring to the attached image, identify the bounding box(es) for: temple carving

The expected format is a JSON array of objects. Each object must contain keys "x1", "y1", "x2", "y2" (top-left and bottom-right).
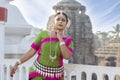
[{"x1": 52, "y1": 0, "x2": 97, "y2": 64}]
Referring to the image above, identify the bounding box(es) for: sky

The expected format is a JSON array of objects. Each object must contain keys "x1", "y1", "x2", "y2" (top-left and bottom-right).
[{"x1": 10, "y1": 0, "x2": 120, "y2": 33}]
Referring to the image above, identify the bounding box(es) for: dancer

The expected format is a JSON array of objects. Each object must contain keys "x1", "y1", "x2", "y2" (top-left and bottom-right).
[{"x1": 10, "y1": 12, "x2": 74, "y2": 80}]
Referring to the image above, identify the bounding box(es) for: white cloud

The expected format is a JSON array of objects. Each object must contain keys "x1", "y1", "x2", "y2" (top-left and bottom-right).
[
  {"x1": 11, "y1": 0, "x2": 120, "y2": 32},
  {"x1": 95, "y1": 1, "x2": 120, "y2": 19}
]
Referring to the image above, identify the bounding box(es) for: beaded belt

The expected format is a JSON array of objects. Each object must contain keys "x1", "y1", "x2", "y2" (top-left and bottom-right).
[{"x1": 33, "y1": 60, "x2": 64, "y2": 78}]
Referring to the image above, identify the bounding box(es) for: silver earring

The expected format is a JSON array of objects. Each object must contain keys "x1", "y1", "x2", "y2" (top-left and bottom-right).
[{"x1": 66, "y1": 19, "x2": 71, "y2": 28}]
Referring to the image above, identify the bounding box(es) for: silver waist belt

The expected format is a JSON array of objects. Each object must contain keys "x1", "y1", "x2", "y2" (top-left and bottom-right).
[{"x1": 33, "y1": 60, "x2": 64, "y2": 78}]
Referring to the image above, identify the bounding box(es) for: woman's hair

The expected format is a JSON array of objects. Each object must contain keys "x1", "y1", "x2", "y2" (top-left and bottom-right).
[{"x1": 54, "y1": 12, "x2": 68, "y2": 23}]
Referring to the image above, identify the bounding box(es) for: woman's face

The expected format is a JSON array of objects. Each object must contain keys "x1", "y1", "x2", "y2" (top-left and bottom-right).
[{"x1": 54, "y1": 14, "x2": 67, "y2": 30}]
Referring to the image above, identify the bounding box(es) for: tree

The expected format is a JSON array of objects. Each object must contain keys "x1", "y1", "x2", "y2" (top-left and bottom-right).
[
  {"x1": 109, "y1": 24, "x2": 120, "y2": 39},
  {"x1": 95, "y1": 31, "x2": 110, "y2": 47}
]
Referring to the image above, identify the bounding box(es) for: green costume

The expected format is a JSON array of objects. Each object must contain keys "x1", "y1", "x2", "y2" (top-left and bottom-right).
[{"x1": 29, "y1": 30, "x2": 73, "y2": 80}]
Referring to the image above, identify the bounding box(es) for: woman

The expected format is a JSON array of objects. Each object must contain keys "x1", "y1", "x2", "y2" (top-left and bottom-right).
[{"x1": 10, "y1": 12, "x2": 74, "y2": 80}]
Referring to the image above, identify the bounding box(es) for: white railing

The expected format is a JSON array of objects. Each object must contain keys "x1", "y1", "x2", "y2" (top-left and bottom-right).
[{"x1": 0, "y1": 59, "x2": 120, "y2": 80}]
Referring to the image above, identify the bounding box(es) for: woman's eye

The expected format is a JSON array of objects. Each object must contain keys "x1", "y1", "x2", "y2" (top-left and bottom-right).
[
  {"x1": 57, "y1": 18, "x2": 60, "y2": 21},
  {"x1": 62, "y1": 19, "x2": 66, "y2": 22},
  {"x1": 56, "y1": 18, "x2": 66, "y2": 22}
]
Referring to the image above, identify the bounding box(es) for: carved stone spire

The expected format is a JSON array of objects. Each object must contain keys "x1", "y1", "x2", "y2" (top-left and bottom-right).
[
  {"x1": 53, "y1": 0, "x2": 81, "y2": 12},
  {"x1": 53, "y1": 0, "x2": 98, "y2": 65}
]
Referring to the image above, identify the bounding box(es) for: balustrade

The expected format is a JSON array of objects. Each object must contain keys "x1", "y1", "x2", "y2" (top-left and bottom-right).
[{"x1": 0, "y1": 59, "x2": 120, "y2": 80}]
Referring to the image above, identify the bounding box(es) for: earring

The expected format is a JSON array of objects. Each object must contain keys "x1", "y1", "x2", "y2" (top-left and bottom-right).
[{"x1": 66, "y1": 19, "x2": 71, "y2": 28}]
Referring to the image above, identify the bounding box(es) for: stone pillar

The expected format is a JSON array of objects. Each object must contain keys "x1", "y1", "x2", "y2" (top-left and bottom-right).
[
  {"x1": 0, "y1": 7, "x2": 7, "y2": 59},
  {"x1": 0, "y1": 22, "x2": 5, "y2": 59}
]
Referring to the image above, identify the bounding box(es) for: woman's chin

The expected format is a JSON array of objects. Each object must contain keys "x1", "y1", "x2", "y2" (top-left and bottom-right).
[
  {"x1": 56, "y1": 27, "x2": 65, "y2": 30},
  {"x1": 56, "y1": 29, "x2": 64, "y2": 31}
]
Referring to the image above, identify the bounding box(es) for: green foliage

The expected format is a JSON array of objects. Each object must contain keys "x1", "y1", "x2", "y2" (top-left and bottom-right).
[{"x1": 109, "y1": 24, "x2": 120, "y2": 38}]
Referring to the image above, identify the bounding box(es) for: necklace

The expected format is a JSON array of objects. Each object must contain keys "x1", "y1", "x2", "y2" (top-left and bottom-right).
[{"x1": 49, "y1": 31, "x2": 59, "y2": 62}]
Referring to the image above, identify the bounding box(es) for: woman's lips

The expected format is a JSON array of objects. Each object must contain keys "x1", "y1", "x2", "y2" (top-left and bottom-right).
[{"x1": 58, "y1": 24, "x2": 63, "y2": 26}]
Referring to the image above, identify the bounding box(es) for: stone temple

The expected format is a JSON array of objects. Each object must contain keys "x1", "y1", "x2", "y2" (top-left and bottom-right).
[
  {"x1": 0, "y1": 0, "x2": 97, "y2": 65},
  {"x1": 52, "y1": 0, "x2": 98, "y2": 64}
]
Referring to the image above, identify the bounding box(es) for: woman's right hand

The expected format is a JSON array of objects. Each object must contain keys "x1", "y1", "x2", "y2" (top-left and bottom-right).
[{"x1": 10, "y1": 63, "x2": 19, "y2": 77}]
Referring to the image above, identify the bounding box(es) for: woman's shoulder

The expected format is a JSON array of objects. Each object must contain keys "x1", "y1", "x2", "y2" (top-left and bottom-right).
[
  {"x1": 38, "y1": 30, "x2": 48, "y2": 35},
  {"x1": 36, "y1": 30, "x2": 49, "y2": 38}
]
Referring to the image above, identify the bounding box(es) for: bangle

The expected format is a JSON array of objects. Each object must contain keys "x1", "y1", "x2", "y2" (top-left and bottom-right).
[
  {"x1": 17, "y1": 60, "x2": 21, "y2": 65},
  {"x1": 60, "y1": 41, "x2": 65, "y2": 46}
]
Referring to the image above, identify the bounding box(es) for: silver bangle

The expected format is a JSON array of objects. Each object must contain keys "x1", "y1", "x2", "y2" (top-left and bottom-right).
[
  {"x1": 60, "y1": 41, "x2": 65, "y2": 46},
  {"x1": 17, "y1": 60, "x2": 21, "y2": 65}
]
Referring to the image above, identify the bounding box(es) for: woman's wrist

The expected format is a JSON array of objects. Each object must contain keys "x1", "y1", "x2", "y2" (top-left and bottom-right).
[
  {"x1": 60, "y1": 41, "x2": 65, "y2": 46},
  {"x1": 16, "y1": 59, "x2": 21, "y2": 65}
]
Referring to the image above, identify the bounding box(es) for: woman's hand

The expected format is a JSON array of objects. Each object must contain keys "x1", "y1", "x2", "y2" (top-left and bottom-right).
[
  {"x1": 10, "y1": 48, "x2": 36, "y2": 77},
  {"x1": 55, "y1": 30, "x2": 73, "y2": 59},
  {"x1": 56, "y1": 30, "x2": 63, "y2": 42},
  {"x1": 10, "y1": 63, "x2": 19, "y2": 77}
]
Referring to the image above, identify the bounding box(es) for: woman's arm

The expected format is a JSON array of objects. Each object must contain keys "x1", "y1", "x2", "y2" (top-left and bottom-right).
[
  {"x1": 59, "y1": 38, "x2": 73, "y2": 59},
  {"x1": 10, "y1": 48, "x2": 36, "y2": 77},
  {"x1": 56, "y1": 30, "x2": 73, "y2": 59},
  {"x1": 19, "y1": 48, "x2": 36, "y2": 64}
]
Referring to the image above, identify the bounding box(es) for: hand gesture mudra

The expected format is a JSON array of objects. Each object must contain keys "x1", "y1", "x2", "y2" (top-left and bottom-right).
[{"x1": 10, "y1": 62, "x2": 19, "y2": 77}]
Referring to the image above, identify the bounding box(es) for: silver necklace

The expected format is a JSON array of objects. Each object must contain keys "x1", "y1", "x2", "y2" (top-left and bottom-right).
[{"x1": 49, "y1": 31, "x2": 59, "y2": 62}]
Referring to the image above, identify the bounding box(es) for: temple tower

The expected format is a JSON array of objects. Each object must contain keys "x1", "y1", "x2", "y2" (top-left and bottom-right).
[{"x1": 53, "y1": 0, "x2": 97, "y2": 64}]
